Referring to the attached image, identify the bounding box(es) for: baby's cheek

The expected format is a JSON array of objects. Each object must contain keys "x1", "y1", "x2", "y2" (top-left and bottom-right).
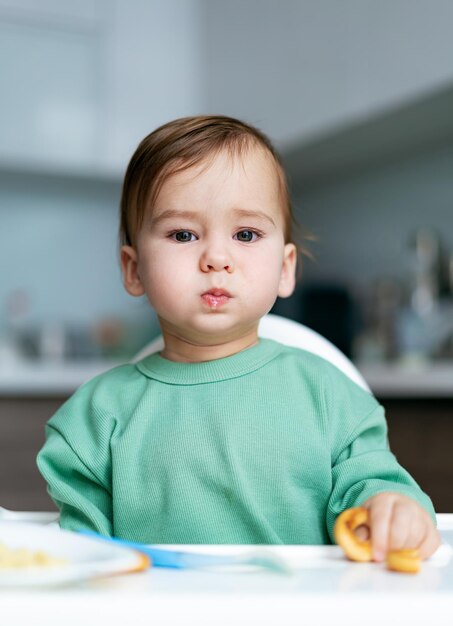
[
  {"x1": 138, "y1": 265, "x2": 169, "y2": 302},
  {"x1": 250, "y1": 277, "x2": 282, "y2": 314}
]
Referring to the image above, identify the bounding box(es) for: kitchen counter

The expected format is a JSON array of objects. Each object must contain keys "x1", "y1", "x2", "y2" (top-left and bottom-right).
[
  {"x1": 0, "y1": 358, "x2": 122, "y2": 396},
  {"x1": 1, "y1": 358, "x2": 452, "y2": 398},
  {"x1": 358, "y1": 361, "x2": 453, "y2": 398}
]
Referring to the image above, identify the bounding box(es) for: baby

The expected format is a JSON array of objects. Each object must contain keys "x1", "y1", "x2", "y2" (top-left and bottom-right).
[{"x1": 38, "y1": 115, "x2": 440, "y2": 562}]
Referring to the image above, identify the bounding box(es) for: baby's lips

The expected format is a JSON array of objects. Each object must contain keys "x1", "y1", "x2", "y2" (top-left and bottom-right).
[
  {"x1": 202, "y1": 288, "x2": 232, "y2": 298},
  {"x1": 201, "y1": 292, "x2": 231, "y2": 308}
]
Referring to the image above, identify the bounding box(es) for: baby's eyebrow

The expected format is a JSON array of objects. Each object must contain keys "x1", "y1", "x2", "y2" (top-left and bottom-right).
[
  {"x1": 150, "y1": 209, "x2": 199, "y2": 225},
  {"x1": 231, "y1": 208, "x2": 276, "y2": 227},
  {"x1": 150, "y1": 207, "x2": 276, "y2": 227}
]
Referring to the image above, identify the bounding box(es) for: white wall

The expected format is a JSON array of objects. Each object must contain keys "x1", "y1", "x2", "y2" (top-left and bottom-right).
[
  {"x1": 203, "y1": 0, "x2": 453, "y2": 148},
  {"x1": 296, "y1": 143, "x2": 453, "y2": 292}
]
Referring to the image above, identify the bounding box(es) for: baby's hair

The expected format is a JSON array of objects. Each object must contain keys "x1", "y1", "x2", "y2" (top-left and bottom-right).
[{"x1": 119, "y1": 115, "x2": 309, "y2": 261}]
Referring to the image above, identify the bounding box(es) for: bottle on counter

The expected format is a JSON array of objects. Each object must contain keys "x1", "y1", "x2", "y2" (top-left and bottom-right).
[
  {"x1": 409, "y1": 228, "x2": 440, "y2": 316},
  {"x1": 397, "y1": 228, "x2": 452, "y2": 363},
  {"x1": 353, "y1": 277, "x2": 402, "y2": 364},
  {"x1": 0, "y1": 290, "x2": 31, "y2": 365}
]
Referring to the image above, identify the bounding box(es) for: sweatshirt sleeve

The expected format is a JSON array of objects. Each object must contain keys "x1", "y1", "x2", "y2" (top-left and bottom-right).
[
  {"x1": 37, "y1": 378, "x2": 115, "y2": 536},
  {"x1": 324, "y1": 372, "x2": 436, "y2": 542}
]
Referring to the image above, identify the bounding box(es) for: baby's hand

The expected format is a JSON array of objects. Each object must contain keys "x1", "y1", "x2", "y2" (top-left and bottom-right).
[{"x1": 361, "y1": 492, "x2": 441, "y2": 562}]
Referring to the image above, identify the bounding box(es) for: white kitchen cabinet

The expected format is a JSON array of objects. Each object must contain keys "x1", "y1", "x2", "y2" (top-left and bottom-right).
[
  {"x1": 106, "y1": 0, "x2": 204, "y2": 172},
  {"x1": 0, "y1": 0, "x2": 203, "y2": 178},
  {"x1": 0, "y1": 0, "x2": 108, "y2": 170}
]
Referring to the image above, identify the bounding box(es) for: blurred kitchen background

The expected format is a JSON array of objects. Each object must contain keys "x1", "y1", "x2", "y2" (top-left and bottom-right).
[{"x1": 1, "y1": 0, "x2": 453, "y2": 512}]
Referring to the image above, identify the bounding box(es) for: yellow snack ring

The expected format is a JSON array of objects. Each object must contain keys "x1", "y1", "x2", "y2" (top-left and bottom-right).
[
  {"x1": 387, "y1": 549, "x2": 420, "y2": 574},
  {"x1": 334, "y1": 507, "x2": 372, "y2": 562}
]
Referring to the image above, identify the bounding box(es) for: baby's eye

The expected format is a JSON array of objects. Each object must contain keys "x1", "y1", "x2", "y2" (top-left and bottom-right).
[
  {"x1": 234, "y1": 230, "x2": 259, "y2": 243},
  {"x1": 171, "y1": 231, "x2": 197, "y2": 242}
]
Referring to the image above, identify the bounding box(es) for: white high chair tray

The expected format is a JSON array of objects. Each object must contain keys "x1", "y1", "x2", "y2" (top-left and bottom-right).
[{"x1": 3, "y1": 516, "x2": 453, "y2": 626}]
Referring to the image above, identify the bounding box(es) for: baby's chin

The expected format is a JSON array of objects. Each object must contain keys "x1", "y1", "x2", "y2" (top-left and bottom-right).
[{"x1": 161, "y1": 316, "x2": 260, "y2": 348}]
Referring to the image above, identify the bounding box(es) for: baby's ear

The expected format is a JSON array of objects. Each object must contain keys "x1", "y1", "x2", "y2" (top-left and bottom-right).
[
  {"x1": 120, "y1": 246, "x2": 145, "y2": 297},
  {"x1": 277, "y1": 243, "x2": 297, "y2": 298}
]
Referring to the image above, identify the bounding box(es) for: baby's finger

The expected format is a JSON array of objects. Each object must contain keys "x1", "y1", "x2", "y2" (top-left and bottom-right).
[
  {"x1": 417, "y1": 526, "x2": 442, "y2": 560},
  {"x1": 404, "y1": 515, "x2": 429, "y2": 552},
  {"x1": 367, "y1": 500, "x2": 393, "y2": 561},
  {"x1": 388, "y1": 502, "x2": 412, "y2": 551}
]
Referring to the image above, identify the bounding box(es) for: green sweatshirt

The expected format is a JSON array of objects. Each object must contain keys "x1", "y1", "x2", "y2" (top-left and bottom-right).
[{"x1": 37, "y1": 339, "x2": 435, "y2": 544}]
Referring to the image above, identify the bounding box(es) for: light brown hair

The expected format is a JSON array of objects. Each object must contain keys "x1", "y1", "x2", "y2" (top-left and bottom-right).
[{"x1": 119, "y1": 115, "x2": 304, "y2": 253}]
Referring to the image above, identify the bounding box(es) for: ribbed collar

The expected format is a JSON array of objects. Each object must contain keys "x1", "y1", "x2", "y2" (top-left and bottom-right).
[{"x1": 135, "y1": 338, "x2": 283, "y2": 385}]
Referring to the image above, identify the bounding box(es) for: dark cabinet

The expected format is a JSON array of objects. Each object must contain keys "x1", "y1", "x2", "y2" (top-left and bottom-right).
[
  {"x1": 383, "y1": 398, "x2": 453, "y2": 513},
  {"x1": 0, "y1": 396, "x2": 63, "y2": 511}
]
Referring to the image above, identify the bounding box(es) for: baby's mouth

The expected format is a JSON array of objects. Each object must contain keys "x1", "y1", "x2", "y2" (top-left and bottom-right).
[{"x1": 201, "y1": 289, "x2": 232, "y2": 309}]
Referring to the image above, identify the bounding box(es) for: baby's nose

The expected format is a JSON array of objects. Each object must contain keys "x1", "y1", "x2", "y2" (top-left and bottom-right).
[{"x1": 199, "y1": 244, "x2": 234, "y2": 273}]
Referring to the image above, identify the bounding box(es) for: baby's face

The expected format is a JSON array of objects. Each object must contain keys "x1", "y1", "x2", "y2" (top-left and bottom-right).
[{"x1": 121, "y1": 147, "x2": 296, "y2": 356}]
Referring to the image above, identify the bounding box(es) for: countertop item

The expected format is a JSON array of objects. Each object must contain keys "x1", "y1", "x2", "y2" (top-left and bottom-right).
[{"x1": 2, "y1": 515, "x2": 453, "y2": 625}]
